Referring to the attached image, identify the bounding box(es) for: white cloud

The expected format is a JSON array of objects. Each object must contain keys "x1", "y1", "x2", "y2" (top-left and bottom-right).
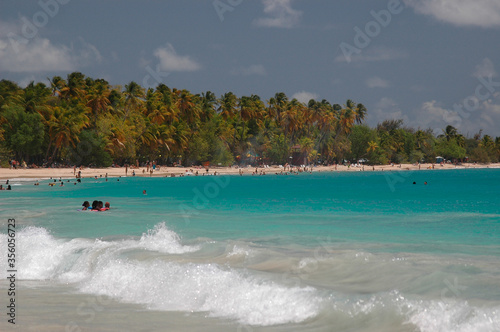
[
  {"x1": 473, "y1": 58, "x2": 497, "y2": 78},
  {"x1": 230, "y1": 64, "x2": 267, "y2": 76},
  {"x1": 479, "y1": 95, "x2": 500, "y2": 134},
  {"x1": 153, "y1": 43, "x2": 201, "y2": 72},
  {"x1": 0, "y1": 19, "x2": 101, "y2": 73},
  {"x1": 0, "y1": 38, "x2": 101, "y2": 73},
  {"x1": 416, "y1": 100, "x2": 461, "y2": 129},
  {"x1": 366, "y1": 77, "x2": 390, "y2": 88},
  {"x1": 0, "y1": 38, "x2": 73, "y2": 72},
  {"x1": 412, "y1": 94, "x2": 500, "y2": 136},
  {"x1": 335, "y1": 47, "x2": 407, "y2": 63},
  {"x1": 370, "y1": 96, "x2": 500, "y2": 136},
  {"x1": 405, "y1": 0, "x2": 500, "y2": 28},
  {"x1": 291, "y1": 91, "x2": 319, "y2": 104},
  {"x1": 253, "y1": 0, "x2": 302, "y2": 28},
  {"x1": 406, "y1": 59, "x2": 500, "y2": 135}
]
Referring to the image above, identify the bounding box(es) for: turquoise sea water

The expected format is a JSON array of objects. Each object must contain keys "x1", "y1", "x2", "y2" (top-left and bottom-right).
[{"x1": 1, "y1": 168, "x2": 499, "y2": 331}]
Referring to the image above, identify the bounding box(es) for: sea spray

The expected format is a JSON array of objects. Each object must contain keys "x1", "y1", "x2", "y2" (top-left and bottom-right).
[
  {"x1": 79, "y1": 258, "x2": 322, "y2": 326},
  {"x1": 137, "y1": 222, "x2": 200, "y2": 254},
  {"x1": 0, "y1": 224, "x2": 323, "y2": 326}
]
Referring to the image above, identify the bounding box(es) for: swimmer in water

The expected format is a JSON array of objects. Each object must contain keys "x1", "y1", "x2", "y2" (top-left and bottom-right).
[{"x1": 81, "y1": 201, "x2": 90, "y2": 210}]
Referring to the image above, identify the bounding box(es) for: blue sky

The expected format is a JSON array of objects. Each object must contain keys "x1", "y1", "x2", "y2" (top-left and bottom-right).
[{"x1": 1, "y1": 0, "x2": 499, "y2": 136}]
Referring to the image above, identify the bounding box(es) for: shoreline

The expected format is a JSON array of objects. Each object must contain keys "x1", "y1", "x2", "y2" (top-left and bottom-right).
[{"x1": 0, "y1": 163, "x2": 499, "y2": 181}]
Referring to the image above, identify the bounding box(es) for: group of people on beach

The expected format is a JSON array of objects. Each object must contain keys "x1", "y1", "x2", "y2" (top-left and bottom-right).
[
  {"x1": 81, "y1": 200, "x2": 110, "y2": 211},
  {"x1": 9, "y1": 159, "x2": 27, "y2": 169}
]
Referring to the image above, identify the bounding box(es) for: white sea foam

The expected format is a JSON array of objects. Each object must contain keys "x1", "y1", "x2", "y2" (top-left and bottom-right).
[
  {"x1": 0, "y1": 224, "x2": 321, "y2": 326},
  {"x1": 406, "y1": 299, "x2": 500, "y2": 332},
  {"x1": 0, "y1": 223, "x2": 197, "y2": 281},
  {"x1": 2, "y1": 225, "x2": 500, "y2": 329},
  {"x1": 1, "y1": 226, "x2": 92, "y2": 280},
  {"x1": 137, "y1": 222, "x2": 199, "y2": 254},
  {"x1": 226, "y1": 243, "x2": 254, "y2": 258},
  {"x1": 79, "y1": 259, "x2": 321, "y2": 326},
  {"x1": 330, "y1": 291, "x2": 500, "y2": 332}
]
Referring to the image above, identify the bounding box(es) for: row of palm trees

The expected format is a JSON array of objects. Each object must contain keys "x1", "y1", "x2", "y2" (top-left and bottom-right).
[
  {"x1": 1, "y1": 73, "x2": 498, "y2": 167},
  {"x1": 0, "y1": 73, "x2": 368, "y2": 166}
]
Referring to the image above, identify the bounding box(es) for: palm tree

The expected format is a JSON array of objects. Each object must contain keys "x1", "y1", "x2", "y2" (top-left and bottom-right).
[
  {"x1": 440, "y1": 125, "x2": 458, "y2": 141},
  {"x1": 456, "y1": 134, "x2": 465, "y2": 148},
  {"x1": 480, "y1": 135, "x2": 494, "y2": 148},
  {"x1": 354, "y1": 103, "x2": 367, "y2": 124},
  {"x1": 367, "y1": 140, "x2": 379, "y2": 153},
  {"x1": 123, "y1": 81, "x2": 145, "y2": 120},
  {"x1": 283, "y1": 99, "x2": 305, "y2": 141},
  {"x1": 248, "y1": 94, "x2": 266, "y2": 127},
  {"x1": 239, "y1": 96, "x2": 257, "y2": 122},
  {"x1": 218, "y1": 92, "x2": 238, "y2": 121},
  {"x1": 13, "y1": 82, "x2": 51, "y2": 115},
  {"x1": 415, "y1": 130, "x2": 427, "y2": 150},
  {"x1": 338, "y1": 107, "x2": 355, "y2": 136},
  {"x1": 86, "y1": 79, "x2": 111, "y2": 123},
  {"x1": 47, "y1": 76, "x2": 66, "y2": 99},
  {"x1": 175, "y1": 89, "x2": 200, "y2": 127},
  {"x1": 200, "y1": 91, "x2": 216, "y2": 122},
  {"x1": 299, "y1": 137, "x2": 314, "y2": 165},
  {"x1": 268, "y1": 92, "x2": 288, "y2": 126},
  {"x1": 45, "y1": 104, "x2": 89, "y2": 161},
  {"x1": 62, "y1": 72, "x2": 86, "y2": 101}
]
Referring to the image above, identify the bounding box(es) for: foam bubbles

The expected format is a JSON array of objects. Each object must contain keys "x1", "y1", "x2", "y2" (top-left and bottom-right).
[
  {"x1": 226, "y1": 244, "x2": 253, "y2": 258},
  {"x1": 406, "y1": 299, "x2": 500, "y2": 332},
  {"x1": 1, "y1": 223, "x2": 321, "y2": 326},
  {"x1": 330, "y1": 291, "x2": 500, "y2": 332},
  {"x1": 0, "y1": 223, "x2": 197, "y2": 281},
  {"x1": 79, "y1": 258, "x2": 322, "y2": 326},
  {"x1": 4, "y1": 226, "x2": 89, "y2": 280},
  {"x1": 138, "y1": 222, "x2": 199, "y2": 254}
]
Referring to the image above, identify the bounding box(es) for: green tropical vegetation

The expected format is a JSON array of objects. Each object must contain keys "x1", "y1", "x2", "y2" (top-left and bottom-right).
[{"x1": 1, "y1": 73, "x2": 499, "y2": 168}]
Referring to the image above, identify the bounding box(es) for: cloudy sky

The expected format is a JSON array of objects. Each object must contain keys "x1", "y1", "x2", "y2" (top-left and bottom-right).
[{"x1": 1, "y1": 0, "x2": 500, "y2": 136}]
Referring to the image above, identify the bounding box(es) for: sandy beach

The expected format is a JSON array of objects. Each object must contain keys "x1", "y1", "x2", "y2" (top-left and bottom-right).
[{"x1": 1, "y1": 163, "x2": 498, "y2": 180}]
